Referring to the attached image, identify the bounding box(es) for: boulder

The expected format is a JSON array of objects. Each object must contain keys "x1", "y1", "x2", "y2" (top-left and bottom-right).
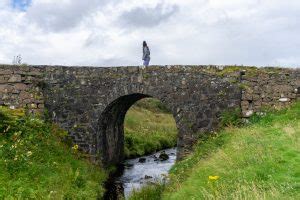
[
  {"x1": 138, "y1": 158, "x2": 146, "y2": 163},
  {"x1": 243, "y1": 110, "x2": 254, "y2": 118},
  {"x1": 144, "y1": 175, "x2": 153, "y2": 179},
  {"x1": 279, "y1": 98, "x2": 290, "y2": 102},
  {"x1": 159, "y1": 152, "x2": 169, "y2": 161}
]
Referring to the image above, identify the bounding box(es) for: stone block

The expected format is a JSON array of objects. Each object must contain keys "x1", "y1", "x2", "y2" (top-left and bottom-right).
[
  {"x1": 27, "y1": 70, "x2": 42, "y2": 76},
  {"x1": 8, "y1": 75, "x2": 22, "y2": 83},
  {"x1": 30, "y1": 103, "x2": 37, "y2": 109},
  {"x1": 279, "y1": 98, "x2": 290, "y2": 102},
  {"x1": 242, "y1": 92, "x2": 252, "y2": 100},
  {"x1": 19, "y1": 91, "x2": 31, "y2": 100},
  {"x1": 243, "y1": 110, "x2": 254, "y2": 118},
  {"x1": 0, "y1": 85, "x2": 14, "y2": 93},
  {"x1": 14, "y1": 83, "x2": 27, "y2": 91},
  {"x1": 252, "y1": 94, "x2": 260, "y2": 101},
  {"x1": 12, "y1": 89, "x2": 20, "y2": 94},
  {"x1": 24, "y1": 76, "x2": 35, "y2": 83},
  {"x1": 0, "y1": 69, "x2": 13, "y2": 75},
  {"x1": 38, "y1": 103, "x2": 44, "y2": 109}
]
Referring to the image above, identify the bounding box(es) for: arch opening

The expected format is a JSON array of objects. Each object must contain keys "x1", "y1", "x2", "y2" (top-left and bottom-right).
[
  {"x1": 97, "y1": 93, "x2": 178, "y2": 166},
  {"x1": 124, "y1": 98, "x2": 178, "y2": 159}
]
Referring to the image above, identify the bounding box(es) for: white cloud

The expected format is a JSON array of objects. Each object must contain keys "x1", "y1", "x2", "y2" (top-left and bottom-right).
[
  {"x1": 26, "y1": 0, "x2": 109, "y2": 32},
  {"x1": 0, "y1": 0, "x2": 299, "y2": 67},
  {"x1": 118, "y1": 2, "x2": 179, "y2": 28}
]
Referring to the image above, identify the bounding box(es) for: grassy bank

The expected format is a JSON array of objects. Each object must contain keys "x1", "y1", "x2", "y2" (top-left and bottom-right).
[
  {"x1": 129, "y1": 102, "x2": 300, "y2": 200},
  {"x1": 124, "y1": 98, "x2": 177, "y2": 158},
  {"x1": 0, "y1": 107, "x2": 106, "y2": 199}
]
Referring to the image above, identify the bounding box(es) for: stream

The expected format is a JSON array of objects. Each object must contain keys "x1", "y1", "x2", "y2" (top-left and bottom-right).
[{"x1": 103, "y1": 147, "x2": 177, "y2": 199}]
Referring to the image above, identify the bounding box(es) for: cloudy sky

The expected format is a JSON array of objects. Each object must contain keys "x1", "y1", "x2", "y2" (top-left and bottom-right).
[{"x1": 0, "y1": 0, "x2": 299, "y2": 67}]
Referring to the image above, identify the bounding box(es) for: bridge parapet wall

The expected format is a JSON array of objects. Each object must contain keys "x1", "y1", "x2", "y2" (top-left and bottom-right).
[
  {"x1": 240, "y1": 67, "x2": 300, "y2": 117},
  {"x1": 0, "y1": 65, "x2": 44, "y2": 114}
]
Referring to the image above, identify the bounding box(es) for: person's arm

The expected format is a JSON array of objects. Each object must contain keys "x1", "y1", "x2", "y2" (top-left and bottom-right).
[{"x1": 142, "y1": 47, "x2": 146, "y2": 60}]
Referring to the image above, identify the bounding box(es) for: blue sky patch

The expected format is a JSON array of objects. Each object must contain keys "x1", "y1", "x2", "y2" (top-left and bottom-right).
[{"x1": 12, "y1": 0, "x2": 31, "y2": 11}]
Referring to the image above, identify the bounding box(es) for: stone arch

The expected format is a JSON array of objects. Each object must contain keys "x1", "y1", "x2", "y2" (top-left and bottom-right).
[{"x1": 97, "y1": 93, "x2": 179, "y2": 166}]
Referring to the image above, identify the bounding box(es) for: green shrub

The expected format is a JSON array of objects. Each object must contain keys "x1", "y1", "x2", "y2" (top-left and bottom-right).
[{"x1": 220, "y1": 107, "x2": 242, "y2": 127}]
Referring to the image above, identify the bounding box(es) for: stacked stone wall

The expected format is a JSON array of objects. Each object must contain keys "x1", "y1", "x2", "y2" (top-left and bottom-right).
[
  {"x1": 0, "y1": 65, "x2": 44, "y2": 114},
  {"x1": 240, "y1": 68, "x2": 300, "y2": 117}
]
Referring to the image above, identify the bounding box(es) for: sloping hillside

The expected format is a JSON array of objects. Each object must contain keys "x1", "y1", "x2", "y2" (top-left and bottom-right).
[
  {"x1": 0, "y1": 107, "x2": 106, "y2": 199},
  {"x1": 124, "y1": 98, "x2": 177, "y2": 158},
  {"x1": 130, "y1": 102, "x2": 300, "y2": 200}
]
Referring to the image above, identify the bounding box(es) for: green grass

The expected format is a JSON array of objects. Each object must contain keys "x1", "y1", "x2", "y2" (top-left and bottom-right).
[
  {"x1": 124, "y1": 98, "x2": 177, "y2": 158},
  {"x1": 130, "y1": 183, "x2": 166, "y2": 200},
  {"x1": 129, "y1": 102, "x2": 300, "y2": 200},
  {"x1": 0, "y1": 107, "x2": 107, "y2": 199}
]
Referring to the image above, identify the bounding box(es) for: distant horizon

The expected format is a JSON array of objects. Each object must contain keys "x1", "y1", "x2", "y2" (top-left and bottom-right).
[{"x1": 1, "y1": 0, "x2": 300, "y2": 68}]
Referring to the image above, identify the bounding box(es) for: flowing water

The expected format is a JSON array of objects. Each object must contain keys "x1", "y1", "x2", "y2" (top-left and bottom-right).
[{"x1": 104, "y1": 148, "x2": 177, "y2": 199}]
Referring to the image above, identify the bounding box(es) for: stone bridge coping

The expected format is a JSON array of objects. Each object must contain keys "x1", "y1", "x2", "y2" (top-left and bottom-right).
[{"x1": 1, "y1": 64, "x2": 298, "y2": 72}]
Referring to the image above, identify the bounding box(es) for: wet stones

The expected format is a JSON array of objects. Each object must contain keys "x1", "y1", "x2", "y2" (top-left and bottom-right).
[
  {"x1": 124, "y1": 163, "x2": 133, "y2": 168},
  {"x1": 138, "y1": 158, "x2": 146, "y2": 163},
  {"x1": 159, "y1": 152, "x2": 169, "y2": 161},
  {"x1": 144, "y1": 175, "x2": 153, "y2": 179}
]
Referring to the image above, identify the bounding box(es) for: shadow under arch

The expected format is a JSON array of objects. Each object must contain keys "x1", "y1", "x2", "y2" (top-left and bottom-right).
[{"x1": 97, "y1": 93, "x2": 178, "y2": 166}]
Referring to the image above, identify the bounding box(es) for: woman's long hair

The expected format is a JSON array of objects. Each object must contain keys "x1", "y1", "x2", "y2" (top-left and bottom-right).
[{"x1": 143, "y1": 41, "x2": 147, "y2": 47}]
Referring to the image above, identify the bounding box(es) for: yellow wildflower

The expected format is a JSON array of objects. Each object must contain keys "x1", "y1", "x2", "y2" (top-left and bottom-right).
[
  {"x1": 208, "y1": 175, "x2": 220, "y2": 181},
  {"x1": 72, "y1": 144, "x2": 79, "y2": 150}
]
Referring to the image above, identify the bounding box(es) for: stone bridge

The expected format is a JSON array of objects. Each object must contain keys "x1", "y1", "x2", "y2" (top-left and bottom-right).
[{"x1": 1, "y1": 65, "x2": 299, "y2": 165}]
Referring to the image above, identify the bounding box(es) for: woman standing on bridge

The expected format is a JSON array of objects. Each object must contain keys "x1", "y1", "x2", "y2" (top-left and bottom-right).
[{"x1": 142, "y1": 41, "x2": 150, "y2": 67}]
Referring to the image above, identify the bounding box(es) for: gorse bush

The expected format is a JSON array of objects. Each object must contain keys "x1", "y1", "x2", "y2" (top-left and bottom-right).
[{"x1": 0, "y1": 107, "x2": 106, "y2": 199}]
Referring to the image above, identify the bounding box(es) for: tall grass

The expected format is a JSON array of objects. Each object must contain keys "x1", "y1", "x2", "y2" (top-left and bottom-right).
[
  {"x1": 0, "y1": 107, "x2": 107, "y2": 199},
  {"x1": 124, "y1": 98, "x2": 177, "y2": 158},
  {"x1": 129, "y1": 102, "x2": 300, "y2": 200}
]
